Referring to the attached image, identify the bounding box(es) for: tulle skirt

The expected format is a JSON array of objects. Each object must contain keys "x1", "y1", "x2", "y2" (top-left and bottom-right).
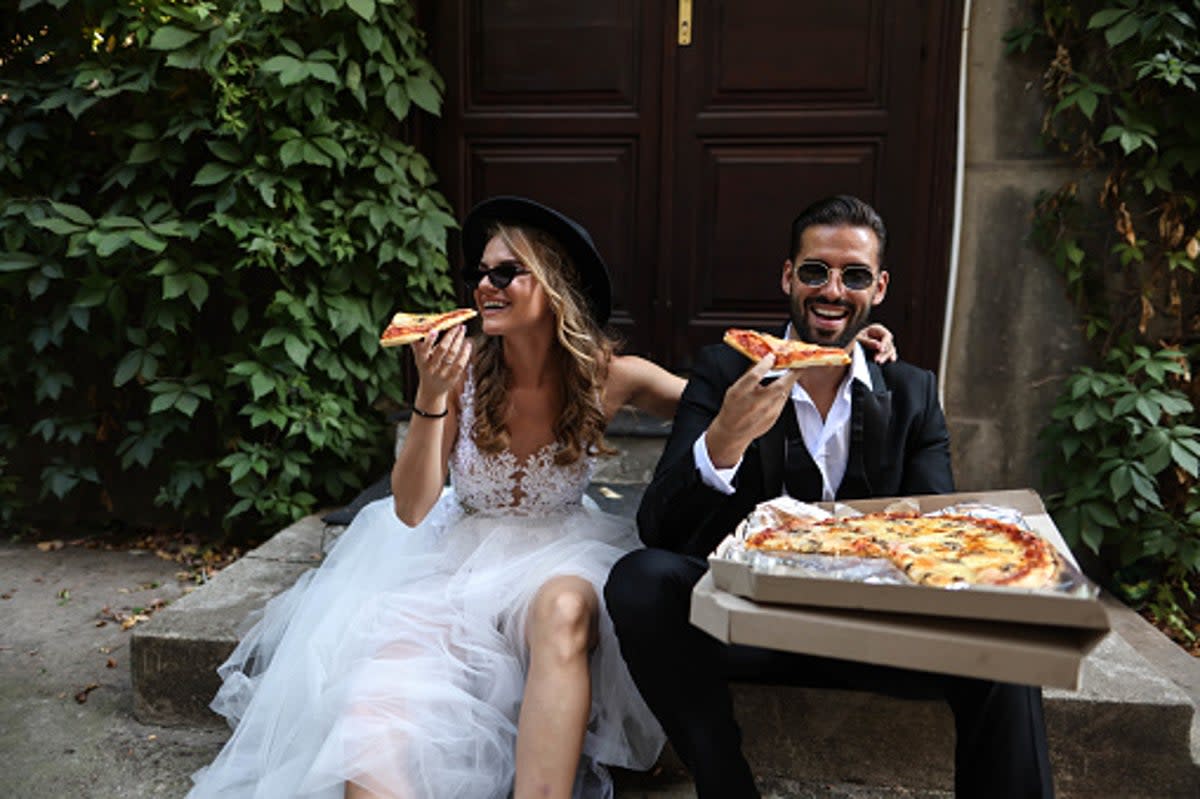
[{"x1": 187, "y1": 491, "x2": 665, "y2": 798}]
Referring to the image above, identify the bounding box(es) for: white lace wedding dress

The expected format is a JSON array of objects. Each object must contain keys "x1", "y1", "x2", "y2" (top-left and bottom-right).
[{"x1": 188, "y1": 375, "x2": 665, "y2": 798}]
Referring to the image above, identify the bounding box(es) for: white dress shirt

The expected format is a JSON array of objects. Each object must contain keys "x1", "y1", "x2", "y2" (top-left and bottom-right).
[{"x1": 693, "y1": 338, "x2": 874, "y2": 501}]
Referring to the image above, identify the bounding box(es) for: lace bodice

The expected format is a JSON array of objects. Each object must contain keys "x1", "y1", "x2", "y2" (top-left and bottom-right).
[{"x1": 449, "y1": 373, "x2": 594, "y2": 516}]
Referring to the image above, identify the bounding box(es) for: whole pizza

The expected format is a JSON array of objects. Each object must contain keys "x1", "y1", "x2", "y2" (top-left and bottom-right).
[{"x1": 743, "y1": 511, "x2": 1064, "y2": 589}]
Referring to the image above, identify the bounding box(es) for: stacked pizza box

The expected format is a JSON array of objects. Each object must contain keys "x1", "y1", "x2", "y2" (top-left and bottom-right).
[{"x1": 691, "y1": 489, "x2": 1111, "y2": 689}]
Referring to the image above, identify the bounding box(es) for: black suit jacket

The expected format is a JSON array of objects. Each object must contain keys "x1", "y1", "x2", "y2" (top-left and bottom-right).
[{"x1": 638, "y1": 340, "x2": 955, "y2": 557}]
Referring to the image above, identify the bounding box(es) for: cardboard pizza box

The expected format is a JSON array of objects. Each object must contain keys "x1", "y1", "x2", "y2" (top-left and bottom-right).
[
  {"x1": 690, "y1": 571, "x2": 1107, "y2": 690},
  {"x1": 707, "y1": 488, "x2": 1110, "y2": 631}
]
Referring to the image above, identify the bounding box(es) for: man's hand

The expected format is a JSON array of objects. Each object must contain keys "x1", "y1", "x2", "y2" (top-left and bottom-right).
[
  {"x1": 704, "y1": 354, "x2": 799, "y2": 468},
  {"x1": 857, "y1": 322, "x2": 897, "y2": 364}
]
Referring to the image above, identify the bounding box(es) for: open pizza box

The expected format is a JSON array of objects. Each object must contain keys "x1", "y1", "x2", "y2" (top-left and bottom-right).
[
  {"x1": 690, "y1": 489, "x2": 1111, "y2": 690},
  {"x1": 707, "y1": 489, "x2": 1110, "y2": 630}
]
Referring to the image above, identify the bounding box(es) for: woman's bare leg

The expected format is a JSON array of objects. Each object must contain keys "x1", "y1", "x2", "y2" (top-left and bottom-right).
[
  {"x1": 345, "y1": 780, "x2": 397, "y2": 799},
  {"x1": 514, "y1": 575, "x2": 599, "y2": 799}
]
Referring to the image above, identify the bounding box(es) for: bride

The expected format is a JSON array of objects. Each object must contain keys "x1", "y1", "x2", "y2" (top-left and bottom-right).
[
  {"x1": 188, "y1": 196, "x2": 682, "y2": 799},
  {"x1": 188, "y1": 196, "x2": 897, "y2": 799}
]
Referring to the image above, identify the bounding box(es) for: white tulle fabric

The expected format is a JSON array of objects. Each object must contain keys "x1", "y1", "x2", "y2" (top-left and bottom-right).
[{"x1": 187, "y1": 375, "x2": 664, "y2": 798}]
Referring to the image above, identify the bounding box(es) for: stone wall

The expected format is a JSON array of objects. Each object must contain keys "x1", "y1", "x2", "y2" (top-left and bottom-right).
[{"x1": 942, "y1": 2, "x2": 1091, "y2": 491}]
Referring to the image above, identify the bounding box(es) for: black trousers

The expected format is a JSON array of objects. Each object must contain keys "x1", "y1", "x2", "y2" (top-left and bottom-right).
[{"x1": 604, "y1": 548, "x2": 1055, "y2": 799}]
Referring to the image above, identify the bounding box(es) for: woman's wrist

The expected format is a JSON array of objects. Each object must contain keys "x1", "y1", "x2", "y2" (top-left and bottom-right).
[{"x1": 412, "y1": 389, "x2": 449, "y2": 419}]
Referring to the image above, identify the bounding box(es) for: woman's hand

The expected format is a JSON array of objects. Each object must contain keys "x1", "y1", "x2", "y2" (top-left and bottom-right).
[
  {"x1": 410, "y1": 324, "x2": 472, "y2": 408},
  {"x1": 857, "y1": 323, "x2": 897, "y2": 364}
]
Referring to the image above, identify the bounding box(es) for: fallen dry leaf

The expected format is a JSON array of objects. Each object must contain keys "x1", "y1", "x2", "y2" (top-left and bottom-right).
[
  {"x1": 1, "y1": 592, "x2": 12, "y2": 600},
  {"x1": 74, "y1": 683, "x2": 99, "y2": 704},
  {"x1": 95, "y1": 620, "x2": 107, "y2": 628},
  {"x1": 36, "y1": 540, "x2": 64, "y2": 552},
  {"x1": 106, "y1": 658, "x2": 117, "y2": 669},
  {"x1": 120, "y1": 614, "x2": 151, "y2": 630}
]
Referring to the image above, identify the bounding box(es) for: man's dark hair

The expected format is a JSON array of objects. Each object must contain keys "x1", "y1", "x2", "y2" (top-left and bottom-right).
[{"x1": 788, "y1": 195, "x2": 887, "y2": 265}]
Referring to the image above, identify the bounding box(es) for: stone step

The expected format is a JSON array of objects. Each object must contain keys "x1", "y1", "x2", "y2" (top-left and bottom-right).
[{"x1": 131, "y1": 437, "x2": 1200, "y2": 797}]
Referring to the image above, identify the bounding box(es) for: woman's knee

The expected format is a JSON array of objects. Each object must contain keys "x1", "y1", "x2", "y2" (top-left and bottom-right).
[{"x1": 528, "y1": 579, "x2": 597, "y2": 663}]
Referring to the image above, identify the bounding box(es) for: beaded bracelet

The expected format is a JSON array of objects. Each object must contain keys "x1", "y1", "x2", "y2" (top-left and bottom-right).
[{"x1": 411, "y1": 404, "x2": 448, "y2": 419}]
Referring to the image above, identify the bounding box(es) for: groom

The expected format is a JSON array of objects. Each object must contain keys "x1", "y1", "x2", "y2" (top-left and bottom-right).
[{"x1": 604, "y1": 196, "x2": 1054, "y2": 798}]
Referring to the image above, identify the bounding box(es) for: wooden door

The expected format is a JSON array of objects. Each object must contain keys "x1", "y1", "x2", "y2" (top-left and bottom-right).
[{"x1": 427, "y1": 2, "x2": 962, "y2": 372}]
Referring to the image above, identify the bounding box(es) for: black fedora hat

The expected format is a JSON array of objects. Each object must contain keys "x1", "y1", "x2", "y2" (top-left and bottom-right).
[{"x1": 461, "y1": 196, "x2": 613, "y2": 326}]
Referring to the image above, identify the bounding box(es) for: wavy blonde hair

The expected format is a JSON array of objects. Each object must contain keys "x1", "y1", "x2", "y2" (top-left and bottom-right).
[{"x1": 471, "y1": 222, "x2": 616, "y2": 464}]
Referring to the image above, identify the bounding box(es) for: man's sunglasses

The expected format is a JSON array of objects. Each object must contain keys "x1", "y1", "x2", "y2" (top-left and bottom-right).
[
  {"x1": 461, "y1": 261, "x2": 531, "y2": 290},
  {"x1": 794, "y1": 261, "x2": 876, "y2": 291}
]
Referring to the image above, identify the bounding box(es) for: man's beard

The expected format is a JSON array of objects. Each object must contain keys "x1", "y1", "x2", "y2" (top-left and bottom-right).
[{"x1": 790, "y1": 295, "x2": 872, "y2": 349}]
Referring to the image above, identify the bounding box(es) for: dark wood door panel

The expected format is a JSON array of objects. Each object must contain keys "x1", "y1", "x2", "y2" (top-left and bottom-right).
[
  {"x1": 706, "y1": 0, "x2": 886, "y2": 101},
  {"x1": 470, "y1": 0, "x2": 641, "y2": 108}
]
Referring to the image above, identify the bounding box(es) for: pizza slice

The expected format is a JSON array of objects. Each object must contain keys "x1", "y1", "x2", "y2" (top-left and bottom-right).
[
  {"x1": 380, "y1": 308, "x2": 478, "y2": 347},
  {"x1": 723, "y1": 328, "x2": 851, "y2": 369}
]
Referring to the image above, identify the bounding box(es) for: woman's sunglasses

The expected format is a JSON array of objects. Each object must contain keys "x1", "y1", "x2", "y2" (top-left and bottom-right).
[
  {"x1": 461, "y1": 261, "x2": 531, "y2": 290},
  {"x1": 793, "y1": 260, "x2": 877, "y2": 291}
]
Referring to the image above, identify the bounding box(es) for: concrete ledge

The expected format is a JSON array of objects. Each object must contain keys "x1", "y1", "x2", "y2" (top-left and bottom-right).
[
  {"x1": 130, "y1": 494, "x2": 1200, "y2": 796},
  {"x1": 131, "y1": 514, "x2": 327, "y2": 727}
]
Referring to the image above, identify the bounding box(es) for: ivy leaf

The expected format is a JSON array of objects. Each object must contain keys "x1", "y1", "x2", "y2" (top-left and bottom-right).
[
  {"x1": 195, "y1": 162, "x2": 234, "y2": 186},
  {"x1": 261, "y1": 55, "x2": 308, "y2": 86},
  {"x1": 0, "y1": 253, "x2": 40, "y2": 272},
  {"x1": 207, "y1": 141, "x2": 243, "y2": 163},
  {"x1": 148, "y1": 26, "x2": 202, "y2": 50},
  {"x1": 250, "y1": 372, "x2": 275, "y2": 400},
  {"x1": 32, "y1": 217, "x2": 85, "y2": 235},
  {"x1": 358, "y1": 23, "x2": 383, "y2": 53},
  {"x1": 1171, "y1": 441, "x2": 1199, "y2": 477},
  {"x1": 406, "y1": 75, "x2": 441, "y2": 115},
  {"x1": 49, "y1": 202, "x2": 94, "y2": 226},
  {"x1": 1105, "y1": 14, "x2": 1141, "y2": 46},
  {"x1": 279, "y1": 139, "x2": 305, "y2": 168},
  {"x1": 129, "y1": 229, "x2": 167, "y2": 253},
  {"x1": 307, "y1": 63, "x2": 340, "y2": 86},
  {"x1": 261, "y1": 0, "x2": 284, "y2": 10},
  {"x1": 92, "y1": 231, "x2": 131, "y2": 257},
  {"x1": 128, "y1": 141, "x2": 162, "y2": 164},
  {"x1": 1076, "y1": 90, "x2": 1100, "y2": 120},
  {"x1": 1087, "y1": 9, "x2": 1131, "y2": 29},
  {"x1": 347, "y1": 0, "x2": 375, "y2": 21},
  {"x1": 284, "y1": 335, "x2": 311, "y2": 367},
  {"x1": 113, "y1": 351, "x2": 144, "y2": 387},
  {"x1": 384, "y1": 83, "x2": 410, "y2": 121}
]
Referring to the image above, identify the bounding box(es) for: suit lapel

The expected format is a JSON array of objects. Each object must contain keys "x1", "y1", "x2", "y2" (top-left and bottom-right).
[{"x1": 842, "y1": 362, "x2": 891, "y2": 499}]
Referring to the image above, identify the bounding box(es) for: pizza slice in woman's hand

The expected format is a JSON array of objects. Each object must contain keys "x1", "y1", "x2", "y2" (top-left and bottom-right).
[{"x1": 380, "y1": 308, "x2": 478, "y2": 347}]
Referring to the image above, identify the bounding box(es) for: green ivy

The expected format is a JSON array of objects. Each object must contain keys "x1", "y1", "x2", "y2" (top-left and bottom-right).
[
  {"x1": 0, "y1": 0, "x2": 456, "y2": 537},
  {"x1": 1012, "y1": 1, "x2": 1199, "y2": 638}
]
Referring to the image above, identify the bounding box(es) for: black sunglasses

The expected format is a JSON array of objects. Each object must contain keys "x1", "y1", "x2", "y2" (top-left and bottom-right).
[
  {"x1": 794, "y1": 260, "x2": 877, "y2": 291},
  {"x1": 461, "y1": 261, "x2": 531, "y2": 290}
]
